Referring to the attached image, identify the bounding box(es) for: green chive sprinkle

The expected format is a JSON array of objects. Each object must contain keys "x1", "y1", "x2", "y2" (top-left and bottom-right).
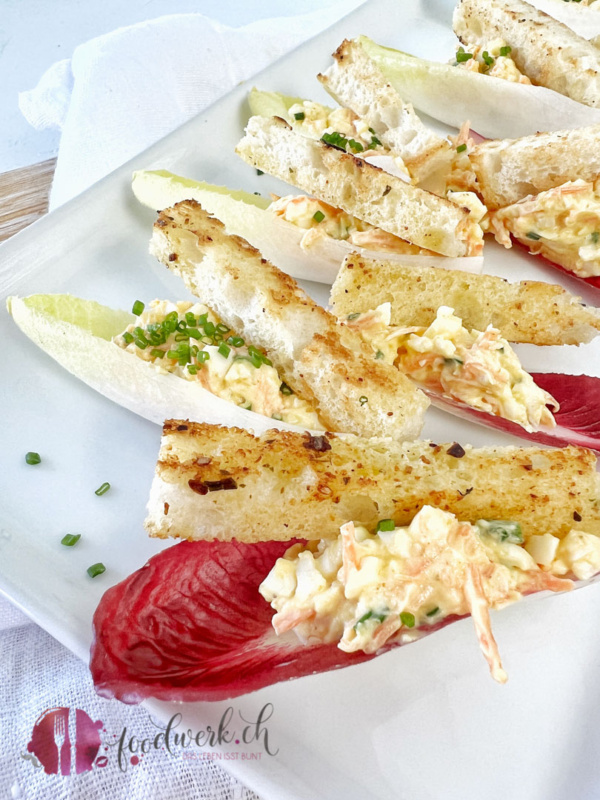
[
  {"x1": 228, "y1": 336, "x2": 245, "y2": 348},
  {"x1": 347, "y1": 312, "x2": 361, "y2": 320},
  {"x1": 400, "y1": 611, "x2": 416, "y2": 628},
  {"x1": 218, "y1": 342, "x2": 231, "y2": 359},
  {"x1": 25, "y1": 452, "x2": 41, "y2": 465},
  {"x1": 87, "y1": 562, "x2": 106, "y2": 578},
  {"x1": 61, "y1": 534, "x2": 81, "y2": 547},
  {"x1": 94, "y1": 482, "x2": 110, "y2": 496},
  {"x1": 456, "y1": 50, "x2": 473, "y2": 63},
  {"x1": 376, "y1": 519, "x2": 395, "y2": 533},
  {"x1": 456, "y1": 143, "x2": 467, "y2": 153},
  {"x1": 151, "y1": 348, "x2": 166, "y2": 359},
  {"x1": 313, "y1": 210, "x2": 325, "y2": 223},
  {"x1": 499, "y1": 45, "x2": 512, "y2": 56},
  {"x1": 280, "y1": 382, "x2": 294, "y2": 396},
  {"x1": 294, "y1": 111, "x2": 305, "y2": 121},
  {"x1": 216, "y1": 323, "x2": 230, "y2": 334},
  {"x1": 321, "y1": 131, "x2": 348, "y2": 151},
  {"x1": 375, "y1": 350, "x2": 384, "y2": 360},
  {"x1": 256, "y1": 169, "x2": 264, "y2": 176},
  {"x1": 187, "y1": 364, "x2": 198, "y2": 375},
  {"x1": 482, "y1": 50, "x2": 494, "y2": 67},
  {"x1": 592, "y1": 231, "x2": 599, "y2": 244},
  {"x1": 426, "y1": 607, "x2": 440, "y2": 617},
  {"x1": 526, "y1": 231, "x2": 541, "y2": 240},
  {"x1": 348, "y1": 139, "x2": 364, "y2": 153},
  {"x1": 132, "y1": 300, "x2": 145, "y2": 316},
  {"x1": 122, "y1": 332, "x2": 134, "y2": 345},
  {"x1": 359, "y1": 396, "x2": 368, "y2": 405},
  {"x1": 369, "y1": 135, "x2": 382, "y2": 148},
  {"x1": 187, "y1": 328, "x2": 202, "y2": 340}
]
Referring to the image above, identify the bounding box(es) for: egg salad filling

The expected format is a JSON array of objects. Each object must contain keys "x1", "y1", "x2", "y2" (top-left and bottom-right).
[
  {"x1": 490, "y1": 180, "x2": 600, "y2": 278},
  {"x1": 260, "y1": 506, "x2": 585, "y2": 683},
  {"x1": 287, "y1": 100, "x2": 412, "y2": 178},
  {"x1": 453, "y1": 40, "x2": 531, "y2": 84},
  {"x1": 268, "y1": 194, "x2": 436, "y2": 255},
  {"x1": 345, "y1": 304, "x2": 558, "y2": 430},
  {"x1": 113, "y1": 300, "x2": 322, "y2": 428}
]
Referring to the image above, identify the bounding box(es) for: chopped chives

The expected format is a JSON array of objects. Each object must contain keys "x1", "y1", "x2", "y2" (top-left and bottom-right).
[
  {"x1": 132, "y1": 300, "x2": 145, "y2": 316},
  {"x1": 321, "y1": 131, "x2": 348, "y2": 151},
  {"x1": 294, "y1": 111, "x2": 305, "y2": 120},
  {"x1": 25, "y1": 452, "x2": 41, "y2": 465},
  {"x1": 313, "y1": 210, "x2": 325, "y2": 223},
  {"x1": 174, "y1": 333, "x2": 189, "y2": 342},
  {"x1": 347, "y1": 312, "x2": 361, "y2": 320},
  {"x1": 197, "y1": 351, "x2": 210, "y2": 363},
  {"x1": 87, "y1": 562, "x2": 106, "y2": 578},
  {"x1": 375, "y1": 350, "x2": 384, "y2": 360},
  {"x1": 499, "y1": 45, "x2": 512, "y2": 57},
  {"x1": 456, "y1": 48, "x2": 473, "y2": 63},
  {"x1": 592, "y1": 231, "x2": 600, "y2": 244},
  {"x1": 256, "y1": 169, "x2": 264, "y2": 176},
  {"x1": 185, "y1": 312, "x2": 197, "y2": 326},
  {"x1": 122, "y1": 332, "x2": 134, "y2": 344},
  {"x1": 228, "y1": 336, "x2": 245, "y2": 347},
  {"x1": 376, "y1": 519, "x2": 395, "y2": 532},
  {"x1": 94, "y1": 482, "x2": 110, "y2": 496},
  {"x1": 482, "y1": 51, "x2": 494, "y2": 67},
  {"x1": 61, "y1": 533, "x2": 81, "y2": 547},
  {"x1": 216, "y1": 323, "x2": 230, "y2": 334},
  {"x1": 187, "y1": 328, "x2": 202, "y2": 340},
  {"x1": 426, "y1": 607, "x2": 440, "y2": 617},
  {"x1": 526, "y1": 231, "x2": 541, "y2": 240},
  {"x1": 204, "y1": 321, "x2": 216, "y2": 336},
  {"x1": 369, "y1": 134, "x2": 382, "y2": 147},
  {"x1": 400, "y1": 611, "x2": 416, "y2": 628},
  {"x1": 218, "y1": 342, "x2": 231, "y2": 359},
  {"x1": 456, "y1": 143, "x2": 467, "y2": 153},
  {"x1": 359, "y1": 396, "x2": 368, "y2": 405},
  {"x1": 151, "y1": 348, "x2": 166, "y2": 359},
  {"x1": 280, "y1": 382, "x2": 294, "y2": 395},
  {"x1": 348, "y1": 139, "x2": 364, "y2": 153},
  {"x1": 187, "y1": 364, "x2": 198, "y2": 375}
]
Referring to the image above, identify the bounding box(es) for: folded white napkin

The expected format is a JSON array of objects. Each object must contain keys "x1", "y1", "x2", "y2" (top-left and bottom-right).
[{"x1": 19, "y1": 2, "x2": 364, "y2": 210}]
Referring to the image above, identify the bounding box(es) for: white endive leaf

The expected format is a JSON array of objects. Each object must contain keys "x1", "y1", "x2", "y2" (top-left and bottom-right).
[
  {"x1": 247, "y1": 87, "x2": 329, "y2": 120},
  {"x1": 132, "y1": 169, "x2": 483, "y2": 283},
  {"x1": 359, "y1": 36, "x2": 600, "y2": 139},
  {"x1": 7, "y1": 294, "x2": 317, "y2": 435}
]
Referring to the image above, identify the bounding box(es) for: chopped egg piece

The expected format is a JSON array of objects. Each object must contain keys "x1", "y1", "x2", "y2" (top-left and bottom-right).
[
  {"x1": 551, "y1": 530, "x2": 600, "y2": 581},
  {"x1": 113, "y1": 300, "x2": 322, "y2": 429},
  {"x1": 345, "y1": 304, "x2": 558, "y2": 431},
  {"x1": 260, "y1": 506, "x2": 576, "y2": 683}
]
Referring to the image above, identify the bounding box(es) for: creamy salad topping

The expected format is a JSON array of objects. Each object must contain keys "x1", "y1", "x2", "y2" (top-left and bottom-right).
[
  {"x1": 268, "y1": 194, "x2": 434, "y2": 254},
  {"x1": 491, "y1": 180, "x2": 600, "y2": 278},
  {"x1": 114, "y1": 300, "x2": 322, "y2": 428},
  {"x1": 260, "y1": 506, "x2": 586, "y2": 683},
  {"x1": 345, "y1": 304, "x2": 558, "y2": 430},
  {"x1": 454, "y1": 39, "x2": 531, "y2": 84}
]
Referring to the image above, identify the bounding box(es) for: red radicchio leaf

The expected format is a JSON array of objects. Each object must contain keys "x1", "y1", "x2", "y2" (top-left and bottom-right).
[
  {"x1": 90, "y1": 539, "x2": 459, "y2": 703},
  {"x1": 426, "y1": 373, "x2": 600, "y2": 453},
  {"x1": 514, "y1": 239, "x2": 600, "y2": 291}
]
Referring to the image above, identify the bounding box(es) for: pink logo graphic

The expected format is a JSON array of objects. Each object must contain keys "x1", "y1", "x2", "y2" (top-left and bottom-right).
[{"x1": 26, "y1": 707, "x2": 105, "y2": 775}]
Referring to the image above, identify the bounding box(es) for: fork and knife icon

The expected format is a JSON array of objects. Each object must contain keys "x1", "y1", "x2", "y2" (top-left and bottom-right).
[{"x1": 53, "y1": 709, "x2": 77, "y2": 775}]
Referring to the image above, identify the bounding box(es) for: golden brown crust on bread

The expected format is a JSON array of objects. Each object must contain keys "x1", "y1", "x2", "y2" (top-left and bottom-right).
[
  {"x1": 329, "y1": 254, "x2": 600, "y2": 346},
  {"x1": 145, "y1": 421, "x2": 600, "y2": 543}
]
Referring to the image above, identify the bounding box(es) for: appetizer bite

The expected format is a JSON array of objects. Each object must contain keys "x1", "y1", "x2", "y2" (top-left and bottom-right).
[
  {"x1": 132, "y1": 169, "x2": 484, "y2": 285},
  {"x1": 90, "y1": 422, "x2": 600, "y2": 702}
]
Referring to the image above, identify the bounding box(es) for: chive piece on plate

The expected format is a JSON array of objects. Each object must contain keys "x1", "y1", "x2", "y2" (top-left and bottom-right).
[
  {"x1": 132, "y1": 300, "x2": 145, "y2": 316},
  {"x1": 61, "y1": 533, "x2": 81, "y2": 547},
  {"x1": 25, "y1": 452, "x2": 41, "y2": 465},
  {"x1": 94, "y1": 482, "x2": 110, "y2": 496},
  {"x1": 87, "y1": 562, "x2": 106, "y2": 578}
]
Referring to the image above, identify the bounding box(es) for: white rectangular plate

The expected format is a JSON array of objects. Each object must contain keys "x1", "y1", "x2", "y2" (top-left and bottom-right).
[{"x1": 1, "y1": 1, "x2": 600, "y2": 798}]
